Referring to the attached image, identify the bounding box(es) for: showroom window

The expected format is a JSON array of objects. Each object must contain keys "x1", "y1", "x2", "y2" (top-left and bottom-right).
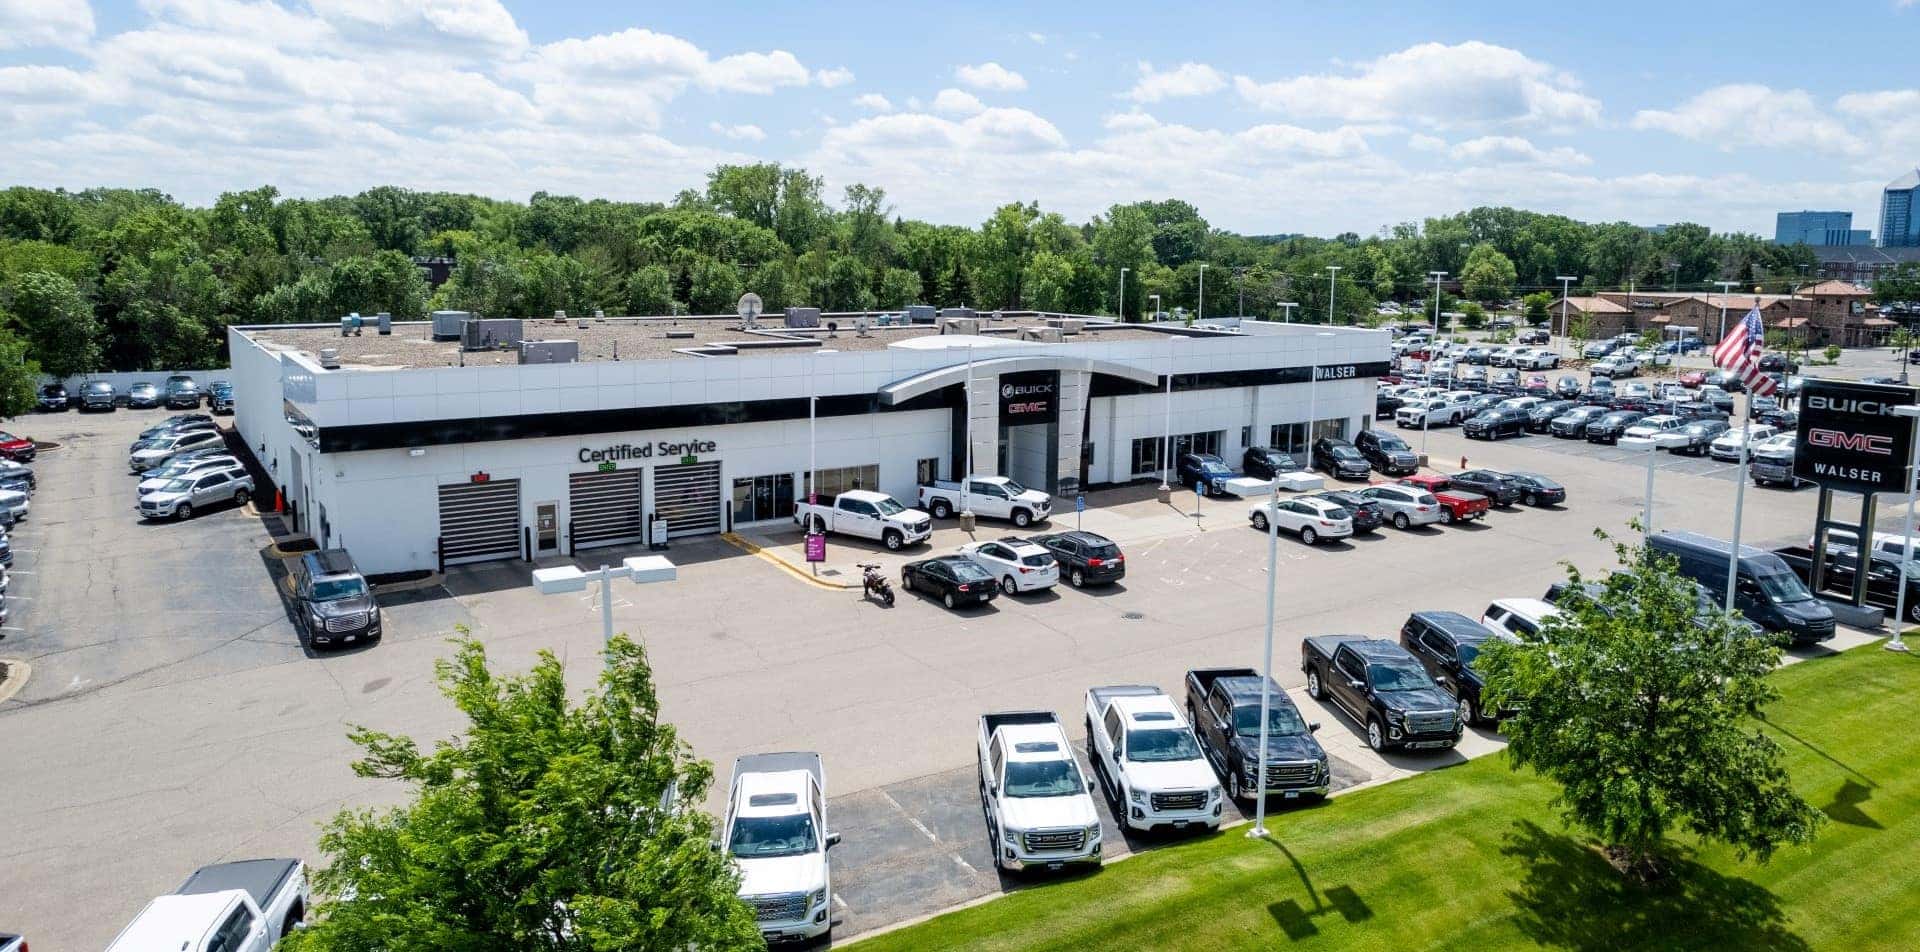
[
  {"x1": 1133, "y1": 431, "x2": 1224, "y2": 477},
  {"x1": 1130, "y1": 437, "x2": 1161, "y2": 478},
  {"x1": 804, "y1": 464, "x2": 880, "y2": 500},
  {"x1": 1272, "y1": 420, "x2": 1347, "y2": 452},
  {"x1": 916, "y1": 457, "x2": 939, "y2": 486},
  {"x1": 731, "y1": 474, "x2": 795, "y2": 523}
]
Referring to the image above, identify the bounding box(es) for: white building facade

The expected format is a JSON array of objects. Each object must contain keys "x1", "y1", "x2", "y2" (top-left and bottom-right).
[{"x1": 230, "y1": 319, "x2": 1388, "y2": 575}]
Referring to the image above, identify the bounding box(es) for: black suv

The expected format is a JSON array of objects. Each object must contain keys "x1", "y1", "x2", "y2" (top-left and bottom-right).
[
  {"x1": 1549, "y1": 404, "x2": 1608, "y2": 438},
  {"x1": 163, "y1": 374, "x2": 201, "y2": 410},
  {"x1": 1524, "y1": 400, "x2": 1576, "y2": 433},
  {"x1": 1554, "y1": 375, "x2": 1584, "y2": 399},
  {"x1": 1311, "y1": 438, "x2": 1372, "y2": 480},
  {"x1": 1242, "y1": 446, "x2": 1298, "y2": 480},
  {"x1": 1177, "y1": 452, "x2": 1238, "y2": 497},
  {"x1": 1352, "y1": 430, "x2": 1418, "y2": 475},
  {"x1": 37, "y1": 384, "x2": 68, "y2": 412},
  {"x1": 1313, "y1": 490, "x2": 1383, "y2": 533},
  {"x1": 1670, "y1": 419, "x2": 1729, "y2": 455},
  {"x1": 1449, "y1": 469, "x2": 1523, "y2": 506},
  {"x1": 1025, "y1": 530, "x2": 1125, "y2": 587},
  {"x1": 1757, "y1": 354, "x2": 1798, "y2": 374},
  {"x1": 209, "y1": 380, "x2": 234, "y2": 414},
  {"x1": 1399, "y1": 611, "x2": 1514, "y2": 726},
  {"x1": 79, "y1": 380, "x2": 116, "y2": 411},
  {"x1": 1462, "y1": 407, "x2": 1527, "y2": 441},
  {"x1": 292, "y1": 549, "x2": 382, "y2": 648},
  {"x1": 1584, "y1": 410, "x2": 1644, "y2": 444}
]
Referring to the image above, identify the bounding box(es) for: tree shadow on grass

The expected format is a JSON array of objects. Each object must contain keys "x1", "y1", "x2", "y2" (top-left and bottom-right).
[{"x1": 1500, "y1": 820, "x2": 1809, "y2": 952}]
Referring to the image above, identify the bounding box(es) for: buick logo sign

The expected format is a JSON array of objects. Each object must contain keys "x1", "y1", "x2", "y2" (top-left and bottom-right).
[{"x1": 1001, "y1": 383, "x2": 1014, "y2": 399}]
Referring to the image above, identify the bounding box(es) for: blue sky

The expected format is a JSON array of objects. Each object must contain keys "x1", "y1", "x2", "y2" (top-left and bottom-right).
[{"x1": 3, "y1": 0, "x2": 1917, "y2": 237}]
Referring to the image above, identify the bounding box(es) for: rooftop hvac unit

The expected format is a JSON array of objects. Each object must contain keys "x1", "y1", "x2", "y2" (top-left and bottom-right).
[
  {"x1": 1020, "y1": 326, "x2": 1064, "y2": 343},
  {"x1": 553, "y1": 310, "x2": 568, "y2": 323},
  {"x1": 938, "y1": 307, "x2": 977, "y2": 323},
  {"x1": 941, "y1": 317, "x2": 983, "y2": 336},
  {"x1": 855, "y1": 315, "x2": 872, "y2": 337},
  {"x1": 784, "y1": 307, "x2": 821, "y2": 329},
  {"x1": 318, "y1": 348, "x2": 341, "y2": 369},
  {"x1": 905, "y1": 304, "x2": 937, "y2": 324},
  {"x1": 1045, "y1": 318, "x2": 1085, "y2": 335},
  {"x1": 340, "y1": 313, "x2": 363, "y2": 337},
  {"x1": 376, "y1": 312, "x2": 392, "y2": 335},
  {"x1": 431, "y1": 310, "x2": 471, "y2": 340},
  {"x1": 519, "y1": 339, "x2": 580, "y2": 364},
  {"x1": 462, "y1": 318, "x2": 524, "y2": 351}
]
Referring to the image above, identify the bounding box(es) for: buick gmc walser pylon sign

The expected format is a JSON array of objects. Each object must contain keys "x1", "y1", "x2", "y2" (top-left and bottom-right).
[{"x1": 1795, "y1": 379, "x2": 1920, "y2": 493}]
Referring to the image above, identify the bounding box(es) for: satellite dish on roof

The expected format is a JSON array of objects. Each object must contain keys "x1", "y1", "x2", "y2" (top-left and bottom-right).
[{"x1": 737, "y1": 292, "x2": 763, "y2": 320}]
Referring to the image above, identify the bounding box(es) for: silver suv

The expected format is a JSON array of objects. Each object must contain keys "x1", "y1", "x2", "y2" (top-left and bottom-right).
[{"x1": 138, "y1": 468, "x2": 255, "y2": 520}]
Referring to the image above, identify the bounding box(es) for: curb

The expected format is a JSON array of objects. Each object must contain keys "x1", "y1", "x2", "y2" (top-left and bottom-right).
[
  {"x1": 0, "y1": 659, "x2": 30, "y2": 704},
  {"x1": 264, "y1": 537, "x2": 316, "y2": 559},
  {"x1": 720, "y1": 533, "x2": 858, "y2": 591},
  {"x1": 371, "y1": 573, "x2": 445, "y2": 595}
]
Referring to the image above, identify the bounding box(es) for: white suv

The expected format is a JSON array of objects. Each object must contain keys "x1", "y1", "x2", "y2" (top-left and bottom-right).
[
  {"x1": 1249, "y1": 496, "x2": 1354, "y2": 545},
  {"x1": 1481, "y1": 598, "x2": 1562, "y2": 640},
  {"x1": 959, "y1": 537, "x2": 1061, "y2": 594}
]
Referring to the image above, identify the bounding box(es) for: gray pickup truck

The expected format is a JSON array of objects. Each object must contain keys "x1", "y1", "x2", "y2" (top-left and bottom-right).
[
  {"x1": 1301, "y1": 635, "x2": 1460, "y2": 752},
  {"x1": 1184, "y1": 667, "x2": 1329, "y2": 802}
]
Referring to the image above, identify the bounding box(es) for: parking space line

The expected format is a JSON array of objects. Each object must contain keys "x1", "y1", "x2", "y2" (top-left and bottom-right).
[
  {"x1": 878, "y1": 789, "x2": 939, "y2": 842},
  {"x1": 952, "y1": 855, "x2": 978, "y2": 875}
]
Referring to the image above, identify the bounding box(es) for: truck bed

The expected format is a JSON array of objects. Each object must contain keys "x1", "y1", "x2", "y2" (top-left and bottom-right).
[
  {"x1": 981, "y1": 710, "x2": 1059, "y2": 736},
  {"x1": 734, "y1": 751, "x2": 824, "y2": 787},
  {"x1": 1185, "y1": 667, "x2": 1258, "y2": 696},
  {"x1": 176, "y1": 858, "x2": 299, "y2": 910},
  {"x1": 1086, "y1": 684, "x2": 1161, "y2": 711},
  {"x1": 1301, "y1": 634, "x2": 1366, "y2": 662}
]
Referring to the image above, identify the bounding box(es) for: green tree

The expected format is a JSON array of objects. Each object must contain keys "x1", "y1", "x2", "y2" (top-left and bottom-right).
[
  {"x1": 6, "y1": 270, "x2": 101, "y2": 377},
  {"x1": 1476, "y1": 539, "x2": 1822, "y2": 879},
  {"x1": 1875, "y1": 262, "x2": 1920, "y2": 304},
  {"x1": 1459, "y1": 301, "x2": 1486, "y2": 330},
  {"x1": 686, "y1": 256, "x2": 744, "y2": 314},
  {"x1": 624, "y1": 264, "x2": 674, "y2": 315},
  {"x1": 284, "y1": 635, "x2": 757, "y2": 951},
  {"x1": 876, "y1": 267, "x2": 922, "y2": 309},
  {"x1": 1523, "y1": 291, "x2": 1553, "y2": 326},
  {"x1": 0, "y1": 329, "x2": 41, "y2": 417},
  {"x1": 1460, "y1": 243, "x2": 1518, "y2": 302}
]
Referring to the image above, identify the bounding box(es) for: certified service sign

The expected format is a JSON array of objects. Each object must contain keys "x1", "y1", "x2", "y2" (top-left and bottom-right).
[{"x1": 1795, "y1": 379, "x2": 1919, "y2": 493}]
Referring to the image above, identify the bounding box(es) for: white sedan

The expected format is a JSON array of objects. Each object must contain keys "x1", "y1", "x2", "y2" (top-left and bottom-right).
[
  {"x1": 1709, "y1": 425, "x2": 1781, "y2": 461},
  {"x1": 957, "y1": 538, "x2": 1060, "y2": 594},
  {"x1": 1249, "y1": 496, "x2": 1354, "y2": 545}
]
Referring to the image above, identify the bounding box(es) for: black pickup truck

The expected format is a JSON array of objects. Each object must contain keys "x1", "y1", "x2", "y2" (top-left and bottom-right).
[
  {"x1": 1184, "y1": 667, "x2": 1329, "y2": 802},
  {"x1": 1775, "y1": 545, "x2": 1920, "y2": 625},
  {"x1": 1301, "y1": 636, "x2": 1461, "y2": 752}
]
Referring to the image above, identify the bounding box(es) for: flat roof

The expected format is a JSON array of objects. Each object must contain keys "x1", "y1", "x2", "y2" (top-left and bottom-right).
[{"x1": 238, "y1": 314, "x2": 1202, "y2": 371}]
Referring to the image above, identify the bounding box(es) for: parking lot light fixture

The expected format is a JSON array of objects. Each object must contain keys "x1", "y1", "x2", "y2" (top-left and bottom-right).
[
  {"x1": 1198, "y1": 263, "x2": 1207, "y2": 322},
  {"x1": 1305, "y1": 332, "x2": 1335, "y2": 472},
  {"x1": 1118, "y1": 267, "x2": 1130, "y2": 321},
  {"x1": 1249, "y1": 477, "x2": 1282, "y2": 840},
  {"x1": 1160, "y1": 335, "x2": 1183, "y2": 494},
  {"x1": 1556, "y1": 276, "x2": 1578, "y2": 355},
  {"x1": 1889, "y1": 405, "x2": 1920, "y2": 652},
  {"x1": 1618, "y1": 435, "x2": 1662, "y2": 538},
  {"x1": 530, "y1": 556, "x2": 678, "y2": 667}
]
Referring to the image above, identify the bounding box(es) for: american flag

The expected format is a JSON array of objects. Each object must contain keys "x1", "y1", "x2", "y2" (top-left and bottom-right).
[{"x1": 1712, "y1": 305, "x2": 1778, "y2": 396}]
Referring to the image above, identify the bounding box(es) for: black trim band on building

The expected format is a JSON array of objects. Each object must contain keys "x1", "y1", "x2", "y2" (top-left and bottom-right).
[{"x1": 312, "y1": 361, "x2": 1391, "y2": 454}]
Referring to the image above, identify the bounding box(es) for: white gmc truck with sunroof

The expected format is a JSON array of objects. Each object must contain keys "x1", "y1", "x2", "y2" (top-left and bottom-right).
[
  {"x1": 976, "y1": 710, "x2": 1102, "y2": 873},
  {"x1": 724, "y1": 752, "x2": 840, "y2": 944}
]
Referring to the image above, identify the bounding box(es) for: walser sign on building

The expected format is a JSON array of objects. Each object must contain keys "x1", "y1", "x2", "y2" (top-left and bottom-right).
[{"x1": 1795, "y1": 379, "x2": 1920, "y2": 493}]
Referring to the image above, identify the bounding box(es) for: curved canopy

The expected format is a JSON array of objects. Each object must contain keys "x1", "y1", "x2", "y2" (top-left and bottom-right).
[{"x1": 877, "y1": 354, "x2": 1161, "y2": 405}]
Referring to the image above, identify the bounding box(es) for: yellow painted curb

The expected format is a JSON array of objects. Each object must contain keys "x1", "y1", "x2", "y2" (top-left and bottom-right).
[
  {"x1": 0, "y1": 659, "x2": 31, "y2": 704},
  {"x1": 721, "y1": 533, "x2": 857, "y2": 591}
]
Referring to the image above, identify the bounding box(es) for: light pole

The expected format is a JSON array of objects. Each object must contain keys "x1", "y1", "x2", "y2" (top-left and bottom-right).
[
  {"x1": 1714, "y1": 280, "x2": 1738, "y2": 344},
  {"x1": 1119, "y1": 267, "x2": 1130, "y2": 321},
  {"x1": 531, "y1": 556, "x2": 678, "y2": 666},
  {"x1": 1160, "y1": 335, "x2": 1182, "y2": 495},
  {"x1": 1198, "y1": 263, "x2": 1208, "y2": 322},
  {"x1": 1618, "y1": 435, "x2": 1669, "y2": 537},
  {"x1": 1279, "y1": 302, "x2": 1299, "y2": 323},
  {"x1": 1556, "y1": 276, "x2": 1577, "y2": 356},
  {"x1": 1234, "y1": 266, "x2": 1246, "y2": 317},
  {"x1": 1326, "y1": 265, "x2": 1342, "y2": 325},
  {"x1": 1149, "y1": 293, "x2": 1162, "y2": 323},
  {"x1": 808, "y1": 351, "x2": 819, "y2": 574},
  {"x1": 1890, "y1": 404, "x2": 1920, "y2": 650},
  {"x1": 962, "y1": 343, "x2": 975, "y2": 528},
  {"x1": 1304, "y1": 332, "x2": 1334, "y2": 471},
  {"x1": 1248, "y1": 475, "x2": 1281, "y2": 840}
]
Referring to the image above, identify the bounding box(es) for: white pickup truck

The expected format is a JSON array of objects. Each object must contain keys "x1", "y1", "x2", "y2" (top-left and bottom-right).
[
  {"x1": 724, "y1": 752, "x2": 839, "y2": 945},
  {"x1": 107, "y1": 858, "x2": 309, "y2": 952},
  {"x1": 1083, "y1": 685, "x2": 1224, "y2": 833},
  {"x1": 793, "y1": 490, "x2": 932, "y2": 550},
  {"x1": 977, "y1": 710, "x2": 1102, "y2": 872},
  {"x1": 919, "y1": 476, "x2": 1052, "y2": 527}
]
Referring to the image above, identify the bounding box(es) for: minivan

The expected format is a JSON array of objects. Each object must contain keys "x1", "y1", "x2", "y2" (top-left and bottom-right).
[{"x1": 1648, "y1": 530, "x2": 1836, "y2": 645}]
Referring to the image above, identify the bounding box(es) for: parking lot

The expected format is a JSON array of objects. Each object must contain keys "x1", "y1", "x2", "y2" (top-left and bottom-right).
[{"x1": 0, "y1": 391, "x2": 1894, "y2": 948}]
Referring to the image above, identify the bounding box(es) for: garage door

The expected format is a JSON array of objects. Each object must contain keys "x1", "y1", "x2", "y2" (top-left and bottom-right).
[
  {"x1": 569, "y1": 468, "x2": 644, "y2": 551},
  {"x1": 437, "y1": 479, "x2": 522, "y2": 566},
  {"x1": 654, "y1": 461, "x2": 724, "y2": 537}
]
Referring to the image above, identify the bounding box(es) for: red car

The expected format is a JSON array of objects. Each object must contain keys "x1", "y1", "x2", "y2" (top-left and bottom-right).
[
  {"x1": 0, "y1": 431, "x2": 34, "y2": 462},
  {"x1": 1677, "y1": 370, "x2": 1707, "y2": 389},
  {"x1": 1397, "y1": 474, "x2": 1490, "y2": 525}
]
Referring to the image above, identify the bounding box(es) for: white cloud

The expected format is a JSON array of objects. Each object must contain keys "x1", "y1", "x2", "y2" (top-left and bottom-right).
[
  {"x1": 932, "y1": 87, "x2": 985, "y2": 116},
  {"x1": 955, "y1": 61, "x2": 1027, "y2": 91},
  {"x1": 1451, "y1": 135, "x2": 1591, "y2": 167},
  {"x1": 1235, "y1": 41, "x2": 1600, "y2": 127},
  {"x1": 813, "y1": 66, "x2": 854, "y2": 88},
  {"x1": 709, "y1": 121, "x2": 766, "y2": 142},
  {"x1": 1631, "y1": 84, "x2": 1859, "y2": 154},
  {"x1": 1407, "y1": 133, "x2": 1447, "y2": 152},
  {"x1": 0, "y1": 0, "x2": 94, "y2": 50},
  {"x1": 307, "y1": 0, "x2": 528, "y2": 54},
  {"x1": 1026, "y1": 32, "x2": 1046, "y2": 44},
  {"x1": 1127, "y1": 61, "x2": 1225, "y2": 103},
  {"x1": 852, "y1": 92, "x2": 892, "y2": 112},
  {"x1": 514, "y1": 29, "x2": 810, "y2": 95}
]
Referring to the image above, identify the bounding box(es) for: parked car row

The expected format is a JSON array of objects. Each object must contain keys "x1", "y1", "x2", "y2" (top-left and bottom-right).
[
  {"x1": 127, "y1": 415, "x2": 255, "y2": 521},
  {"x1": 1248, "y1": 468, "x2": 1564, "y2": 544},
  {"x1": 44, "y1": 376, "x2": 233, "y2": 414},
  {"x1": 899, "y1": 528, "x2": 1128, "y2": 607}
]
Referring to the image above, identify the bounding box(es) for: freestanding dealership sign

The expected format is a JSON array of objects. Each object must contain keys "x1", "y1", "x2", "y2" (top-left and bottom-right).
[{"x1": 1794, "y1": 379, "x2": 1918, "y2": 493}]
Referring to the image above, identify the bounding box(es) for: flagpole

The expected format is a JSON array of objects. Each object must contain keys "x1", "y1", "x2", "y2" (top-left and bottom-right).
[{"x1": 1725, "y1": 406, "x2": 1753, "y2": 613}]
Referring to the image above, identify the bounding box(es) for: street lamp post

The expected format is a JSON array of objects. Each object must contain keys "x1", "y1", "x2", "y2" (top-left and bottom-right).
[
  {"x1": 1556, "y1": 276, "x2": 1577, "y2": 357},
  {"x1": 1304, "y1": 332, "x2": 1334, "y2": 472},
  {"x1": 531, "y1": 557, "x2": 679, "y2": 667},
  {"x1": 962, "y1": 343, "x2": 975, "y2": 528},
  {"x1": 1619, "y1": 436, "x2": 1665, "y2": 537},
  {"x1": 808, "y1": 351, "x2": 819, "y2": 574},
  {"x1": 1198, "y1": 264, "x2": 1208, "y2": 322},
  {"x1": 1326, "y1": 265, "x2": 1342, "y2": 325},
  {"x1": 1119, "y1": 267, "x2": 1130, "y2": 322},
  {"x1": 1279, "y1": 302, "x2": 1299, "y2": 323},
  {"x1": 1248, "y1": 476, "x2": 1281, "y2": 840},
  {"x1": 1890, "y1": 405, "x2": 1920, "y2": 651},
  {"x1": 1424, "y1": 272, "x2": 1449, "y2": 458},
  {"x1": 1160, "y1": 335, "x2": 1182, "y2": 496},
  {"x1": 1149, "y1": 293, "x2": 1162, "y2": 323},
  {"x1": 1714, "y1": 280, "x2": 1738, "y2": 344}
]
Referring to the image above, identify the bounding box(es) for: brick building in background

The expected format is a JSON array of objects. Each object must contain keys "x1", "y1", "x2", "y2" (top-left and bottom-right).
[{"x1": 1551, "y1": 280, "x2": 1883, "y2": 347}]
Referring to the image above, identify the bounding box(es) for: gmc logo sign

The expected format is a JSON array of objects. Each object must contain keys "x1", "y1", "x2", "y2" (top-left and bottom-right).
[{"x1": 1808, "y1": 429, "x2": 1893, "y2": 455}]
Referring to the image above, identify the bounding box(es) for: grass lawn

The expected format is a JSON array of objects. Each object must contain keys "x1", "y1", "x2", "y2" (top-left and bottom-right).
[{"x1": 851, "y1": 646, "x2": 1920, "y2": 952}]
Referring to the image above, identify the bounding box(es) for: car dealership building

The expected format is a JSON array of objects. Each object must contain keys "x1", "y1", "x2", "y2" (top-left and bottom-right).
[{"x1": 230, "y1": 312, "x2": 1388, "y2": 574}]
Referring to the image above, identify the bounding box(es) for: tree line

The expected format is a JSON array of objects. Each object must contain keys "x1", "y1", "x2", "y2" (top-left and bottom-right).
[{"x1": 0, "y1": 167, "x2": 1842, "y2": 394}]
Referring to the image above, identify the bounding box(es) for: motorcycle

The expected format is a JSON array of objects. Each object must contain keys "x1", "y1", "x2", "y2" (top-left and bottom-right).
[{"x1": 858, "y1": 562, "x2": 895, "y2": 607}]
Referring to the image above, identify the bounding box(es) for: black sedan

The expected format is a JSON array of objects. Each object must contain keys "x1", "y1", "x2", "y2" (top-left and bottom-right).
[
  {"x1": 1026, "y1": 530, "x2": 1126, "y2": 588},
  {"x1": 1505, "y1": 472, "x2": 1565, "y2": 507},
  {"x1": 1584, "y1": 410, "x2": 1644, "y2": 445},
  {"x1": 901, "y1": 555, "x2": 998, "y2": 610},
  {"x1": 1462, "y1": 407, "x2": 1528, "y2": 441},
  {"x1": 1243, "y1": 446, "x2": 1299, "y2": 480},
  {"x1": 1669, "y1": 419, "x2": 1730, "y2": 455},
  {"x1": 1313, "y1": 490, "x2": 1384, "y2": 533},
  {"x1": 1450, "y1": 469, "x2": 1524, "y2": 506},
  {"x1": 1525, "y1": 400, "x2": 1577, "y2": 433}
]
